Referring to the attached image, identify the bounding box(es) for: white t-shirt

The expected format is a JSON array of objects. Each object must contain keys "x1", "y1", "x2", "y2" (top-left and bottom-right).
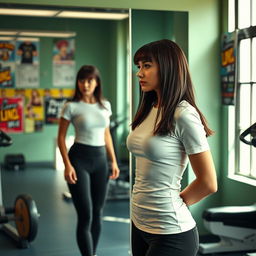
[
  {"x1": 127, "y1": 100, "x2": 210, "y2": 234},
  {"x1": 61, "y1": 100, "x2": 112, "y2": 146}
]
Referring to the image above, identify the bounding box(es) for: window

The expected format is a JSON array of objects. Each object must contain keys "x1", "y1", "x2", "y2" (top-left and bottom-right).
[{"x1": 228, "y1": 0, "x2": 256, "y2": 182}]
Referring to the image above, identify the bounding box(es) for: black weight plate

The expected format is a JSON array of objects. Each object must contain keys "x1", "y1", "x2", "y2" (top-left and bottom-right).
[{"x1": 14, "y1": 194, "x2": 39, "y2": 242}]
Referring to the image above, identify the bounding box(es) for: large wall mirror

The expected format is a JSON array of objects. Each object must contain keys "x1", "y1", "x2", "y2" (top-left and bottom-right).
[
  {"x1": 130, "y1": 9, "x2": 189, "y2": 186},
  {"x1": 0, "y1": 3, "x2": 131, "y2": 255},
  {"x1": 0, "y1": 4, "x2": 130, "y2": 167},
  {"x1": 0, "y1": 5, "x2": 189, "y2": 256}
]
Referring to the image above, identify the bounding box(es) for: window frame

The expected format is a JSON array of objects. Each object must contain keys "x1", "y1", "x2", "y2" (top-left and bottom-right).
[{"x1": 228, "y1": 0, "x2": 256, "y2": 184}]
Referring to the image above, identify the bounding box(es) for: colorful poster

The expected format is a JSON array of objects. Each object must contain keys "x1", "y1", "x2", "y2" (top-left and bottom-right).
[
  {"x1": 52, "y1": 38, "x2": 75, "y2": 87},
  {"x1": 0, "y1": 97, "x2": 24, "y2": 133},
  {"x1": 23, "y1": 88, "x2": 44, "y2": 133},
  {"x1": 221, "y1": 31, "x2": 237, "y2": 105},
  {"x1": 44, "y1": 88, "x2": 74, "y2": 124},
  {"x1": 0, "y1": 38, "x2": 16, "y2": 88},
  {"x1": 16, "y1": 38, "x2": 40, "y2": 88}
]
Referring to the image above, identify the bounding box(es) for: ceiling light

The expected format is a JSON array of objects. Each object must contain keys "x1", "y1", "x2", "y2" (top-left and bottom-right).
[
  {"x1": 0, "y1": 31, "x2": 17, "y2": 35},
  {"x1": 16, "y1": 37, "x2": 39, "y2": 41},
  {"x1": 19, "y1": 31, "x2": 76, "y2": 38},
  {"x1": 0, "y1": 30, "x2": 76, "y2": 38},
  {"x1": 57, "y1": 11, "x2": 129, "y2": 20},
  {"x1": 0, "y1": 36, "x2": 16, "y2": 41},
  {"x1": 0, "y1": 8, "x2": 58, "y2": 16}
]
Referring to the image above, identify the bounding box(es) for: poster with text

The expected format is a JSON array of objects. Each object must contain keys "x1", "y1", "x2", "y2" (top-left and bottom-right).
[
  {"x1": 0, "y1": 97, "x2": 24, "y2": 133},
  {"x1": 16, "y1": 38, "x2": 40, "y2": 88},
  {"x1": 0, "y1": 38, "x2": 16, "y2": 88},
  {"x1": 52, "y1": 38, "x2": 75, "y2": 87},
  {"x1": 24, "y1": 88, "x2": 44, "y2": 133},
  {"x1": 221, "y1": 31, "x2": 237, "y2": 105},
  {"x1": 44, "y1": 88, "x2": 74, "y2": 124}
]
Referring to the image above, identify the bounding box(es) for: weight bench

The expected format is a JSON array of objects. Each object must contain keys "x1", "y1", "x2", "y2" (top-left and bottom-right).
[{"x1": 199, "y1": 204, "x2": 256, "y2": 254}]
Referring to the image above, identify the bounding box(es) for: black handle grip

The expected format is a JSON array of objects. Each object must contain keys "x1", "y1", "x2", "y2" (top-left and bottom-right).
[
  {"x1": 0, "y1": 130, "x2": 12, "y2": 147},
  {"x1": 239, "y1": 123, "x2": 256, "y2": 147}
]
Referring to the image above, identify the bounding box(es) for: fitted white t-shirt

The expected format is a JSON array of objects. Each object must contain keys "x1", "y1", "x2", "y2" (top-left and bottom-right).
[
  {"x1": 127, "y1": 100, "x2": 210, "y2": 234},
  {"x1": 61, "y1": 100, "x2": 111, "y2": 146}
]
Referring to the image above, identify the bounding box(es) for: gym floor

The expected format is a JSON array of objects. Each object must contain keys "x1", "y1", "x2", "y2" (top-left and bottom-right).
[
  {"x1": 0, "y1": 164, "x2": 130, "y2": 256},
  {"x1": 0, "y1": 164, "x2": 254, "y2": 256}
]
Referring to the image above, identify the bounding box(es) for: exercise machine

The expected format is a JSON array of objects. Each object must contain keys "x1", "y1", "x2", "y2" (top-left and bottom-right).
[
  {"x1": 0, "y1": 130, "x2": 40, "y2": 248},
  {"x1": 199, "y1": 123, "x2": 256, "y2": 255}
]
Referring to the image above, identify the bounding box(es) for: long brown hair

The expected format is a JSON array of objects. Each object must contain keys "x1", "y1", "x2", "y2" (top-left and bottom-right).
[
  {"x1": 132, "y1": 39, "x2": 214, "y2": 136},
  {"x1": 72, "y1": 65, "x2": 105, "y2": 108}
]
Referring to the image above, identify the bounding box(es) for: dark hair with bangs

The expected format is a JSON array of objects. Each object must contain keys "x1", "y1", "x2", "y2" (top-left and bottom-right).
[
  {"x1": 71, "y1": 65, "x2": 105, "y2": 108},
  {"x1": 132, "y1": 39, "x2": 214, "y2": 137}
]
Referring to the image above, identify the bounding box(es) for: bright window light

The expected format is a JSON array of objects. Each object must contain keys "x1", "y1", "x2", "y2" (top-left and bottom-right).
[
  {"x1": 0, "y1": 8, "x2": 58, "y2": 17},
  {"x1": 253, "y1": 38, "x2": 256, "y2": 82},
  {"x1": 252, "y1": 84, "x2": 256, "y2": 177},
  {"x1": 253, "y1": 0, "x2": 256, "y2": 26},
  {"x1": 239, "y1": 39, "x2": 251, "y2": 83},
  {"x1": 228, "y1": 0, "x2": 235, "y2": 32},
  {"x1": 238, "y1": 0, "x2": 251, "y2": 29},
  {"x1": 228, "y1": 0, "x2": 256, "y2": 184},
  {"x1": 238, "y1": 84, "x2": 251, "y2": 176},
  {"x1": 57, "y1": 11, "x2": 129, "y2": 20}
]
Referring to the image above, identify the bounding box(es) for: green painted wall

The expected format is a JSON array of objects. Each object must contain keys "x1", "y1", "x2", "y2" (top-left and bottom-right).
[
  {"x1": 131, "y1": 10, "x2": 188, "y2": 116},
  {"x1": 0, "y1": 15, "x2": 128, "y2": 163},
  {"x1": 0, "y1": 0, "x2": 223, "y2": 234}
]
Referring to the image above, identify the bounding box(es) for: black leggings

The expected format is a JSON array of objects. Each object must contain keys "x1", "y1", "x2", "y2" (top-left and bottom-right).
[
  {"x1": 68, "y1": 143, "x2": 109, "y2": 256},
  {"x1": 132, "y1": 222, "x2": 199, "y2": 256}
]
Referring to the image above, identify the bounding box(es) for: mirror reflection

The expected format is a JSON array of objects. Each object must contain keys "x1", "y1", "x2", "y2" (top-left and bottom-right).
[
  {"x1": 0, "y1": 6, "x2": 190, "y2": 256},
  {"x1": 0, "y1": 4, "x2": 130, "y2": 256}
]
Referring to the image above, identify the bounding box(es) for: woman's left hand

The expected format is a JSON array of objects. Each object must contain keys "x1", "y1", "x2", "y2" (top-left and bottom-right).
[{"x1": 109, "y1": 162, "x2": 120, "y2": 180}]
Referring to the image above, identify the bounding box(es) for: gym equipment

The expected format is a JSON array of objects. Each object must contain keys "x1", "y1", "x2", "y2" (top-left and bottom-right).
[
  {"x1": 199, "y1": 123, "x2": 256, "y2": 255},
  {"x1": 240, "y1": 122, "x2": 256, "y2": 147},
  {"x1": 0, "y1": 130, "x2": 40, "y2": 248},
  {"x1": 4, "y1": 153, "x2": 26, "y2": 171}
]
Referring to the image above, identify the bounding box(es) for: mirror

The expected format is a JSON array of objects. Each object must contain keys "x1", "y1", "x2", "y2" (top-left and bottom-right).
[
  {"x1": 0, "y1": 5, "x2": 189, "y2": 256},
  {"x1": 131, "y1": 9, "x2": 188, "y2": 115},
  {"x1": 0, "y1": 4, "x2": 130, "y2": 255},
  {"x1": 0, "y1": 5, "x2": 130, "y2": 169},
  {"x1": 130, "y1": 9, "x2": 189, "y2": 184}
]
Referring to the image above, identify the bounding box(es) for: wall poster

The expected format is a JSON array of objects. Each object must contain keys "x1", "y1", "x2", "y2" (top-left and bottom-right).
[
  {"x1": 221, "y1": 31, "x2": 237, "y2": 105},
  {"x1": 52, "y1": 38, "x2": 75, "y2": 87},
  {"x1": 0, "y1": 38, "x2": 16, "y2": 88},
  {"x1": 16, "y1": 38, "x2": 40, "y2": 88},
  {"x1": 44, "y1": 88, "x2": 74, "y2": 124},
  {"x1": 0, "y1": 97, "x2": 24, "y2": 133}
]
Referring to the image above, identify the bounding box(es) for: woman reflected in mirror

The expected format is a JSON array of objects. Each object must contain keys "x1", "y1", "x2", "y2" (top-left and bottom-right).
[{"x1": 57, "y1": 65, "x2": 120, "y2": 256}]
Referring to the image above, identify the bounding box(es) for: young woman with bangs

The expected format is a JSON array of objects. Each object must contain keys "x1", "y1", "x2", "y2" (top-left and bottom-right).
[
  {"x1": 58, "y1": 65, "x2": 120, "y2": 256},
  {"x1": 127, "y1": 39, "x2": 217, "y2": 256}
]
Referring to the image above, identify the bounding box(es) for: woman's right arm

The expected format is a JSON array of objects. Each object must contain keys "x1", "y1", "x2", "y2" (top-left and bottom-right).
[{"x1": 57, "y1": 117, "x2": 77, "y2": 184}]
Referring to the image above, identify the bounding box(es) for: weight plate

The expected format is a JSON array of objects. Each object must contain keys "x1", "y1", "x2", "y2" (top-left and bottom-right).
[{"x1": 14, "y1": 194, "x2": 39, "y2": 242}]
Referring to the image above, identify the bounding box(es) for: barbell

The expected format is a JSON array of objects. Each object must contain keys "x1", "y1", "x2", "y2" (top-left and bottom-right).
[{"x1": 0, "y1": 194, "x2": 39, "y2": 242}]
